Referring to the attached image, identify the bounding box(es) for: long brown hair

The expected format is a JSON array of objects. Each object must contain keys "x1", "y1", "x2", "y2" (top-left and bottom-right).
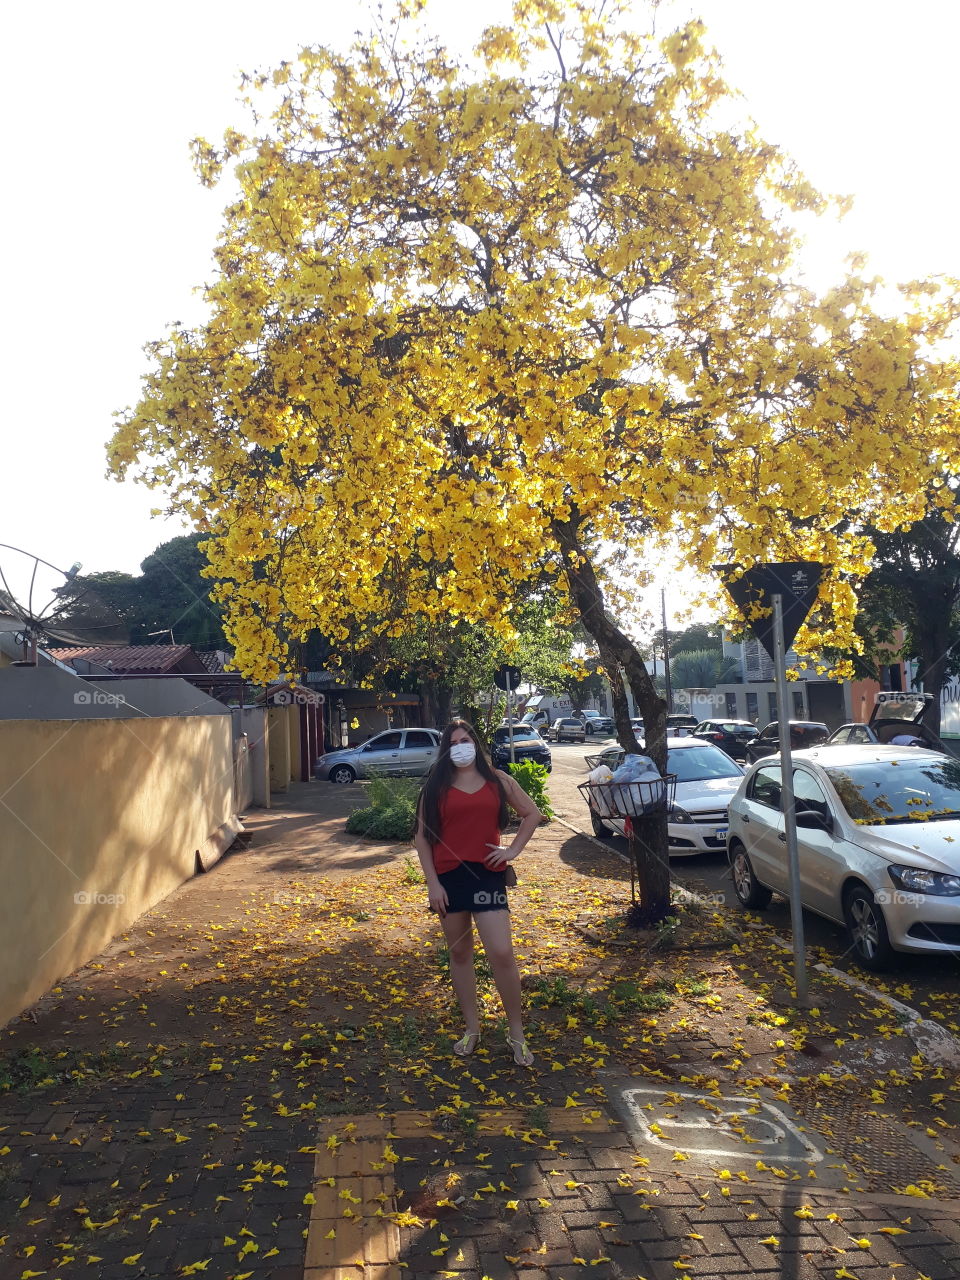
[{"x1": 418, "y1": 719, "x2": 510, "y2": 850}]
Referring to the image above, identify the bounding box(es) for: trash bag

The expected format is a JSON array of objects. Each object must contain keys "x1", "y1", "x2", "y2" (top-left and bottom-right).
[
  {"x1": 587, "y1": 764, "x2": 615, "y2": 815},
  {"x1": 610, "y1": 753, "x2": 665, "y2": 816}
]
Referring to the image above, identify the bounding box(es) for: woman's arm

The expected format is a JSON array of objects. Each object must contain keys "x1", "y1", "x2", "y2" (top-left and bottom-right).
[
  {"x1": 413, "y1": 800, "x2": 449, "y2": 916},
  {"x1": 485, "y1": 772, "x2": 543, "y2": 868}
]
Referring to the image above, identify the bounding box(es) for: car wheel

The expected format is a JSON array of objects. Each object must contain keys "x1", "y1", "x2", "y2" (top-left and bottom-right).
[
  {"x1": 843, "y1": 883, "x2": 895, "y2": 971},
  {"x1": 729, "y1": 842, "x2": 772, "y2": 909},
  {"x1": 590, "y1": 809, "x2": 612, "y2": 837},
  {"x1": 329, "y1": 764, "x2": 356, "y2": 784}
]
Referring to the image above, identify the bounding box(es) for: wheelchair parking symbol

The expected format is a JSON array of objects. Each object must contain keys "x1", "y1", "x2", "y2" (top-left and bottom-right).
[{"x1": 620, "y1": 1086, "x2": 823, "y2": 1163}]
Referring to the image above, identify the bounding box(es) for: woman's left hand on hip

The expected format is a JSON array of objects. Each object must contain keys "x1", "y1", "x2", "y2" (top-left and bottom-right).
[{"x1": 484, "y1": 843, "x2": 516, "y2": 869}]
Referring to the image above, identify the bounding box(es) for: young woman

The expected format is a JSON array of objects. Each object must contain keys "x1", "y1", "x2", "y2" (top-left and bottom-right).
[{"x1": 414, "y1": 719, "x2": 542, "y2": 1066}]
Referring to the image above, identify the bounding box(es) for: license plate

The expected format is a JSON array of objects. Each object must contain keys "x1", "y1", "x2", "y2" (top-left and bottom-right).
[{"x1": 715, "y1": 827, "x2": 728, "y2": 840}]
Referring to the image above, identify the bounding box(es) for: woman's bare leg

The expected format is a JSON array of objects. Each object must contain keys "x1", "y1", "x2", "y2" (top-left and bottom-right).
[
  {"x1": 440, "y1": 912, "x2": 480, "y2": 1041},
  {"x1": 473, "y1": 910, "x2": 531, "y2": 1061}
]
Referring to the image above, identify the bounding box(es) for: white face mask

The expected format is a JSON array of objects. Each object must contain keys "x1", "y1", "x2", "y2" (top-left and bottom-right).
[{"x1": 449, "y1": 742, "x2": 477, "y2": 767}]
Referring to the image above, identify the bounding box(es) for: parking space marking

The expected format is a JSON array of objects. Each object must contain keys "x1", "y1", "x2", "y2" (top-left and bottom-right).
[{"x1": 619, "y1": 1085, "x2": 824, "y2": 1163}]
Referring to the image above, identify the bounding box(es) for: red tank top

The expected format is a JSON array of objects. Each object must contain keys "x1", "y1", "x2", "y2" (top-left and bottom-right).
[{"x1": 433, "y1": 780, "x2": 502, "y2": 874}]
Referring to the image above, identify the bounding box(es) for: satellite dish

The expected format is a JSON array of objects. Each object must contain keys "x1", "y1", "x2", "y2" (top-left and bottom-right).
[{"x1": 0, "y1": 543, "x2": 128, "y2": 664}]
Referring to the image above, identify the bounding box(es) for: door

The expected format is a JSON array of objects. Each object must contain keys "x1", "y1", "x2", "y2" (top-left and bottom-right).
[
  {"x1": 359, "y1": 730, "x2": 404, "y2": 774},
  {"x1": 790, "y1": 767, "x2": 845, "y2": 920},
  {"x1": 739, "y1": 764, "x2": 788, "y2": 892},
  {"x1": 748, "y1": 723, "x2": 780, "y2": 762},
  {"x1": 400, "y1": 729, "x2": 438, "y2": 775}
]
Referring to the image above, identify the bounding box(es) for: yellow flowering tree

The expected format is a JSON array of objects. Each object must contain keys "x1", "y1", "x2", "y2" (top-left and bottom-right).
[{"x1": 110, "y1": 0, "x2": 958, "y2": 913}]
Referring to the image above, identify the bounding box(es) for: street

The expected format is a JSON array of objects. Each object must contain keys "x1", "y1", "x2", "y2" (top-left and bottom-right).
[{"x1": 547, "y1": 736, "x2": 960, "y2": 1022}]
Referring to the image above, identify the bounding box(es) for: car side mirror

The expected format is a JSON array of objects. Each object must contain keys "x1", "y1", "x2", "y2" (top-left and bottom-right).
[{"x1": 795, "y1": 807, "x2": 832, "y2": 832}]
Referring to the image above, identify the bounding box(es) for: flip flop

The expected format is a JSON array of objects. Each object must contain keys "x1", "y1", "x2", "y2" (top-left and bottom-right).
[
  {"x1": 453, "y1": 1031, "x2": 481, "y2": 1057},
  {"x1": 506, "y1": 1032, "x2": 534, "y2": 1067}
]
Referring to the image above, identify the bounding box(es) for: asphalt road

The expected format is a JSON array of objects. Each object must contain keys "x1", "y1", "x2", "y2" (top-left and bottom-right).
[{"x1": 546, "y1": 735, "x2": 960, "y2": 1022}]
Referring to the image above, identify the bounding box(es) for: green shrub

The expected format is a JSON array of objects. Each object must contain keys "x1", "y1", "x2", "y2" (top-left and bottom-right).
[
  {"x1": 345, "y1": 804, "x2": 415, "y2": 841},
  {"x1": 507, "y1": 759, "x2": 554, "y2": 818},
  {"x1": 345, "y1": 772, "x2": 420, "y2": 842}
]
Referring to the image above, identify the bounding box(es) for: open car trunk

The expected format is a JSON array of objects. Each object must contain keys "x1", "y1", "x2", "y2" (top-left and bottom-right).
[{"x1": 869, "y1": 691, "x2": 947, "y2": 751}]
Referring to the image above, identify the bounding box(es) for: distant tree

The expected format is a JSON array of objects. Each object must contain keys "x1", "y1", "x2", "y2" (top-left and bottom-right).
[
  {"x1": 77, "y1": 535, "x2": 227, "y2": 651},
  {"x1": 668, "y1": 622, "x2": 723, "y2": 656},
  {"x1": 836, "y1": 491, "x2": 960, "y2": 731},
  {"x1": 671, "y1": 649, "x2": 740, "y2": 689}
]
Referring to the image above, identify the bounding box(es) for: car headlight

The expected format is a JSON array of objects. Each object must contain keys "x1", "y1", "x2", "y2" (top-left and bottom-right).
[
  {"x1": 888, "y1": 865, "x2": 960, "y2": 896},
  {"x1": 668, "y1": 803, "x2": 694, "y2": 824}
]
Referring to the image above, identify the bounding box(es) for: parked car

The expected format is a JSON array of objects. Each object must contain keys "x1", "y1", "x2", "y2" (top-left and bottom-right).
[
  {"x1": 693, "y1": 719, "x2": 759, "y2": 761},
  {"x1": 491, "y1": 725, "x2": 553, "y2": 773},
  {"x1": 726, "y1": 744, "x2": 960, "y2": 970},
  {"x1": 585, "y1": 738, "x2": 744, "y2": 856},
  {"x1": 579, "y1": 710, "x2": 614, "y2": 736},
  {"x1": 316, "y1": 727, "x2": 442, "y2": 783},
  {"x1": 666, "y1": 713, "x2": 698, "y2": 733},
  {"x1": 827, "y1": 691, "x2": 948, "y2": 753},
  {"x1": 742, "y1": 720, "x2": 829, "y2": 763},
  {"x1": 550, "y1": 717, "x2": 587, "y2": 742}
]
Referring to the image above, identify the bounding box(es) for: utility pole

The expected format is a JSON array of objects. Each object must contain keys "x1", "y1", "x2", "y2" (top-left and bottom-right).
[
  {"x1": 772, "y1": 593, "x2": 808, "y2": 1002},
  {"x1": 661, "y1": 588, "x2": 673, "y2": 712}
]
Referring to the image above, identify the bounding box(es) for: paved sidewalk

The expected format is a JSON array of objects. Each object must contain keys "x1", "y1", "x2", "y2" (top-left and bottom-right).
[{"x1": 0, "y1": 782, "x2": 958, "y2": 1280}]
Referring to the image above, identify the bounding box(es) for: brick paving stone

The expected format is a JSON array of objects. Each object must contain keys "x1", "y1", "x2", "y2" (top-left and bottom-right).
[{"x1": 567, "y1": 1227, "x2": 606, "y2": 1257}]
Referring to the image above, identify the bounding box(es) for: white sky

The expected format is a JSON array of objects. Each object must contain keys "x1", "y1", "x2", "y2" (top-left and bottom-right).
[{"x1": 2, "y1": 0, "x2": 958, "y2": 599}]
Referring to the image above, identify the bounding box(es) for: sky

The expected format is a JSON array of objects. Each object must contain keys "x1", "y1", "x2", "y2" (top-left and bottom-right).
[{"x1": 2, "y1": 0, "x2": 958, "y2": 615}]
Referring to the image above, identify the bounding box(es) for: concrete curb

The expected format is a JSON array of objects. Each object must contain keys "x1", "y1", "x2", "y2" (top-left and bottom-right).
[{"x1": 555, "y1": 816, "x2": 960, "y2": 1069}]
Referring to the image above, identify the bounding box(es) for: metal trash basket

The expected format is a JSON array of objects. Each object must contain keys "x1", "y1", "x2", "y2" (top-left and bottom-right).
[{"x1": 578, "y1": 773, "x2": 677, "y2": 820}]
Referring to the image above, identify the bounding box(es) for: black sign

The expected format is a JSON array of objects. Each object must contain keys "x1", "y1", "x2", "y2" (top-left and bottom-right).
[
  {"x1": 717, "y1": 562, "x2": 823, "y2": 661},
  {"x1": 494, "y1": 664, "x2": 522, "y2": 691}
]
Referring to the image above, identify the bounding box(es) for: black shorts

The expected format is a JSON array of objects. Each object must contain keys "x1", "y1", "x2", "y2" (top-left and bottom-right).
[{"x1": 437, "y1": 863, "x2": 509, "y2": 914}]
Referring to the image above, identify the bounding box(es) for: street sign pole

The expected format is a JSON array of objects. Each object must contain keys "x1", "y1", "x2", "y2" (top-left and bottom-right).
[
  {"x1": 506, "y1": 669, "x2": 516, "y2": 764},
  {"x1": 772, "y1": 592, "x2": 808, "y2": 1003}
]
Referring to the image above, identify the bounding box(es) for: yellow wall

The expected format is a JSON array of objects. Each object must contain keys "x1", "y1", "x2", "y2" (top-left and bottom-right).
[
  {"x1": 0, "y1": 715, "x2": 235, "y2": 1027},
  {"x1": 267, "y1": 706, "x2": 292, "y2": 791}
]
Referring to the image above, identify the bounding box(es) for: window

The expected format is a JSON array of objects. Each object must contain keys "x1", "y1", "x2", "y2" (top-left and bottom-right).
[
  {"x1": 745, "y1": 692, "x2": 759, "y2": 723},
  {"x1": 750, "y1": 765, "x2": 782, "y2": 810},
  {"x1": 404, "y1": 730, "x2": 436, "y2": 747},
  {"x1": 793, "y1": 769, "x2": 831, "y2": 822},
  {"x1": 767, "y1": 692, "x2": 778, "y2": 723},
  {"x1": 792, "y1": 690, "x2": 804, "y2": 717},
  {"x1": 365, "y1": 731, "x2": 403, "y2": 751},
  {"x1": 725, "y1": 692, "x2": 739, "y2": 718},
  {"x1": 831, "y1": 727, "x2": 850, "y2": 745}
]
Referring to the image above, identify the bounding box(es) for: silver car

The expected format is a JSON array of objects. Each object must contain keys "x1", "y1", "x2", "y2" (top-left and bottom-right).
[
  {"x1": 316, "y1": 727, "x2": 441, "y2": 783},
  {"x1": 585, "y1": 738, "x2": 744, "y2": 857},
  {"x1": 727, "y1": 745, "x2": 960, "y2": 969}
]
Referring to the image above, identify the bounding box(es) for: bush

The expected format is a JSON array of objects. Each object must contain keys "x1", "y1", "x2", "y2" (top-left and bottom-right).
[
  {"x1": 507, "y1": 759, "x2": 554, "y2": 818},
  {"x1": 345, "y1": 772, "x2": 420, "y2": 842}
]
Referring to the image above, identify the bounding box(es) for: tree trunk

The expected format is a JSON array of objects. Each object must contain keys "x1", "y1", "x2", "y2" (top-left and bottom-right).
[
  {"x1": 628, "y1": 809, "x2": 671, "y2": 927},
  {"x1": 419, "y1": 677, "x2": 438, "y2": 729},
  {"x1": 437, "y1": 683, "x2": 454, "y2": 729},
  {"x1": 553, "y1": 514, "x2": 671, "y2": 924},
  {"x1": 916, "y1": 620, "x2": 951, "y2": 735}
]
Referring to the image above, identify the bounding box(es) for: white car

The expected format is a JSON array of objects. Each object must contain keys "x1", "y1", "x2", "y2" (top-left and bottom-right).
[
  {"x1": 726, "y1": 745, "x2": 960, "y2": 970},
  {"x1": 585, "y1": 738, "x2": 744, "y2": 857}
]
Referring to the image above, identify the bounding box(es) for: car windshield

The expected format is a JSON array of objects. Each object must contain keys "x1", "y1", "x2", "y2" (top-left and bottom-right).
[
  {"x1": 494, "y1": 727, "x2": 539, "y2": 743},
  {"x1": 669, "y1": 745, "x2": 743, "y2": 782},
  {"x1": 825, "y1": 757, "x2": 960, "y2": 825}
]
